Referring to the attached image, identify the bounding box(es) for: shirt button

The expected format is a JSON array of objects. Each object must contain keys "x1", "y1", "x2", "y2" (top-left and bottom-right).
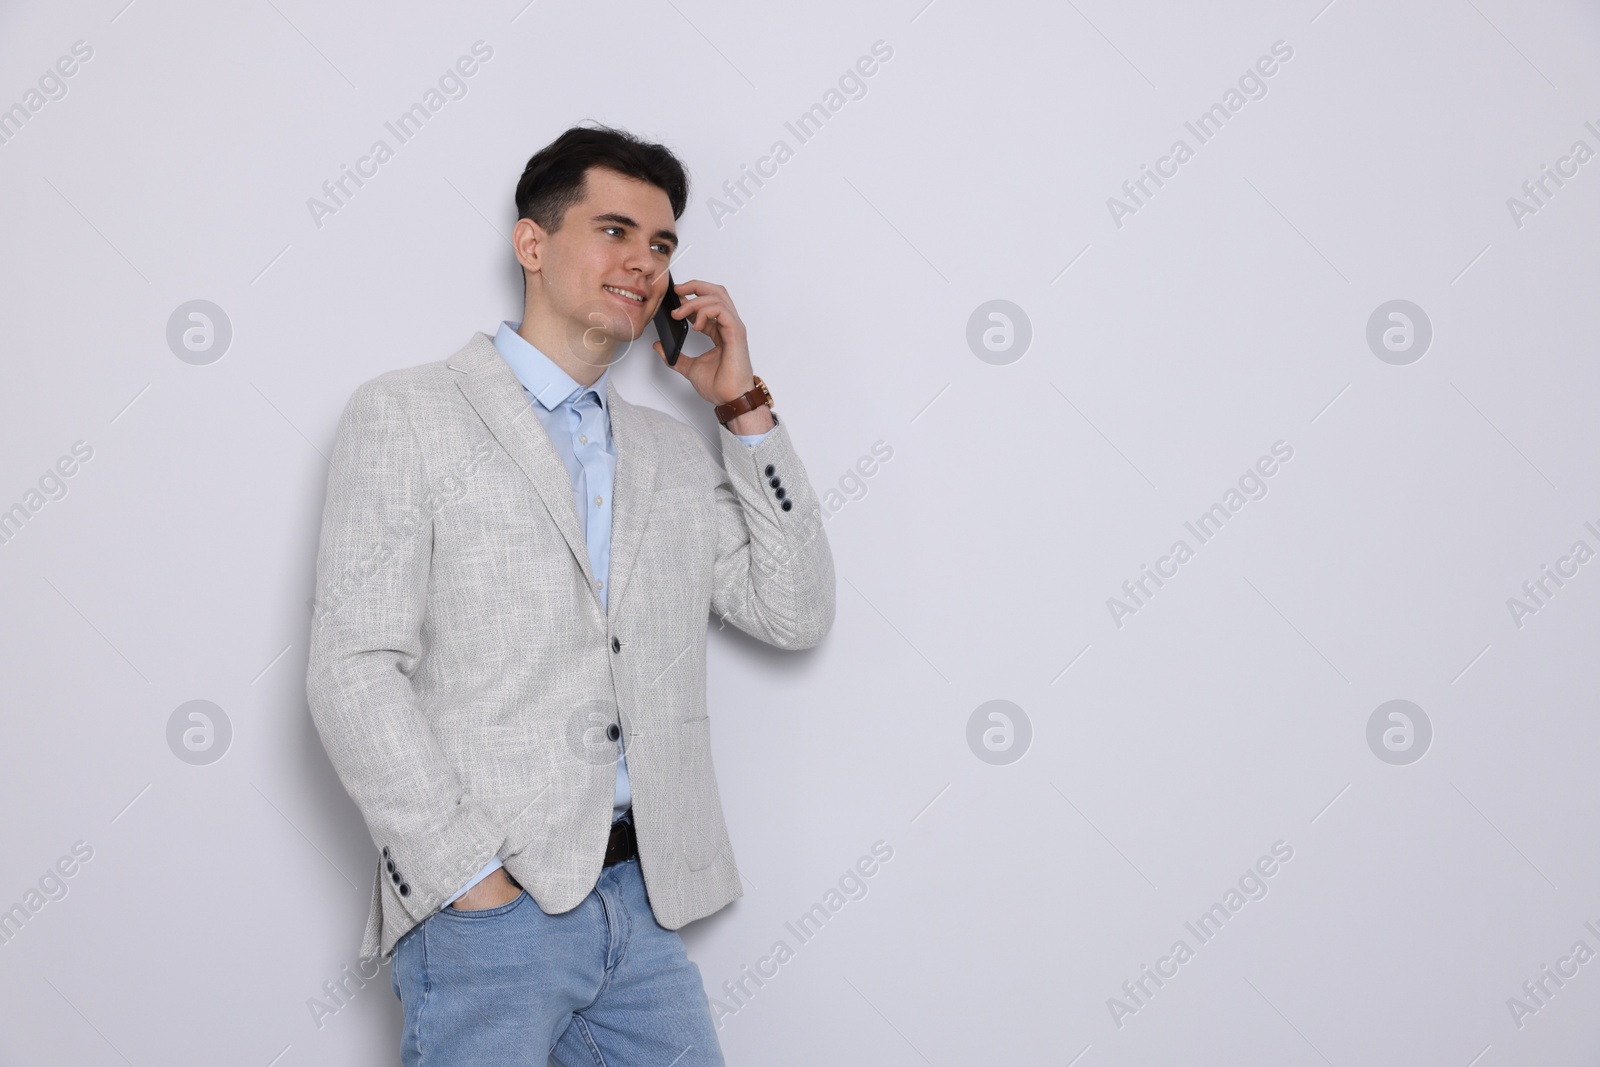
[
  {"x1": 595, "y1": 495, "x2": 604, "y2": 506},
  {"x1": 579, "y1": 434, "x2": 588, "y2": 443},
  {"x1": 595, "y1": 579, "x2": 604, "y2": 589}
]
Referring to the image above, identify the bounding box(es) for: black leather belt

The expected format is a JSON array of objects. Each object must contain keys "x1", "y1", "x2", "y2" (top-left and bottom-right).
[{"x1": 603, "y1": 811, "x2": 637, "y2": 867}]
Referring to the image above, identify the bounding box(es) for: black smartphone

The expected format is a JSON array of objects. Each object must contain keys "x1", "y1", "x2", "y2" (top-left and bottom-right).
[{"x1": 653, "y1": 271, "x2": 688, "y2": 366}]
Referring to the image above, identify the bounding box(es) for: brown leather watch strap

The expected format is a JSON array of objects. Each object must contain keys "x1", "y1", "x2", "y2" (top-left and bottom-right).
[{"x1": 714, "y1": 375, "x2": 774, "y2": 426}]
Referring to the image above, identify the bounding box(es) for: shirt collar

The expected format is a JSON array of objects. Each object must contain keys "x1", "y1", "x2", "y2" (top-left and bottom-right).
[{"x1": 492, "y1": 320, "x2": 612, "y2": 414}]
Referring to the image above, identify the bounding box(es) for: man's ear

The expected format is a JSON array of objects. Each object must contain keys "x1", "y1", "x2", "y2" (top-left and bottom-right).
[{"x1": 513, "y1": 216, "x2": 546, "y2": 277}]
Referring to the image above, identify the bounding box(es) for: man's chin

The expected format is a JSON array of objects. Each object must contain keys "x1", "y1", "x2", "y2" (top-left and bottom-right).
[{"x1": 562, "y1": 301, "x2": 643, "y2": 365}]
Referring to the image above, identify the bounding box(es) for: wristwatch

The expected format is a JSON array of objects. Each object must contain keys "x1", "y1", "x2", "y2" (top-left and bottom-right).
[{"x1": 714, "y1": 375, "x2": 775, "y2": 426}]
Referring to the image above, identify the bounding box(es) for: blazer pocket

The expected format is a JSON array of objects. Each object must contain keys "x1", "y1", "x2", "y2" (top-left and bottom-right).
[{"x1": 678, "y1": 717, "x2": 725, "y2": 872}]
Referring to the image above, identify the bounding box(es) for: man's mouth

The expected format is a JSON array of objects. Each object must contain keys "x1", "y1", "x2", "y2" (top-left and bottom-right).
[{"x1": 603, "y1": 285, "x2": 645, "y2": 304}]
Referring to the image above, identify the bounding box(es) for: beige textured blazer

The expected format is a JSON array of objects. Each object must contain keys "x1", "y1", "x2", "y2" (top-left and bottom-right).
[{"x1": 304, "y1": 331, "x2": 836, "y2": 962}]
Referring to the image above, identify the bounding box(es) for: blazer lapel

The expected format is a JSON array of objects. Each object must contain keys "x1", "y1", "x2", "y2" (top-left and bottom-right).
[
  {"x1": 450, "y1": 332, "x2": 601, "y2": 614},
  {"x1": 602, "y1": 382, "x2": 658, "y2": 623}
]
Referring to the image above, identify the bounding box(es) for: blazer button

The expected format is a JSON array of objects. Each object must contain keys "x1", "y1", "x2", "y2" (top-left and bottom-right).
[
  {"x1": 391, "y1": 871, "x2": 400, "y2": 883},
  {"x1": 764, "y1": 464, "x2": 775, "y2": 477},
  {"x1": 606, "y1": 723, "x2": 620, "y2": 742},
  {"x1": 611, "y1": 636, "x2": 621, "y2": 653},
  {"x1": 769, "y1": 477, "x2": 781, "y2": 488},
  {"x1": 775, "y1": 487, "x2": 786, "y2": 499},
  {"x1": 399, "y1": 883, "x2": 410, "y2": 897},
  {"x1": 386, "y1": 860, "x2": 395, "y2": 873},
  {"x1": 781, "y1": 500, "x2": 793, "y2": 511},
  {"x1": 382, "y1": 846, "x2": 390, "y2": 857}
]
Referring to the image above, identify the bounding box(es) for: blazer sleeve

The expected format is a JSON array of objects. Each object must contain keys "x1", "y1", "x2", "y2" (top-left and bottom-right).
[
  {"x1": 707, "y1": 413, "x2": 837, "y2": 650},
  {"x1": 304, "y1": 379, "x2": 502, "y2": 920}
]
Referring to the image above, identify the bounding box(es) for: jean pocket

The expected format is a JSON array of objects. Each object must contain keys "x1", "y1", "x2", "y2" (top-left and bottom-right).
[{"x1": 440, "y1": 889, "x2": 528, "y2": 919}]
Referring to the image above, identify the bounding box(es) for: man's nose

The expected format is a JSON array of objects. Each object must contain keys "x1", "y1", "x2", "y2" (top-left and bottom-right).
[{"x1": 620, "y1": 242, "x2": 656, "y2": 275}]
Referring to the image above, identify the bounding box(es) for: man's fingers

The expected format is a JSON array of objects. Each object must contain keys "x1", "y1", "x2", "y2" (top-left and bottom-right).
[
  {"x1": 672, "y1": 284, "x2": 740, "y2": 332},
  {"x1": 670, "y1": 279, "x2": 728, "y2": 301},
  {"x1": 676, "y1": 301, "x2": 741, "y2": 337},
  {"x1": 673, "y1": 298, "x2": 723, "y2": 323},
  {"x1": 654, "y1": 340, "x2": 696, "y2": 372}
]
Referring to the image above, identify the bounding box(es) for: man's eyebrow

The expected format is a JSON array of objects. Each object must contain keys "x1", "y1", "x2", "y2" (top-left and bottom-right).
[{"x1": 591, "y1": 212, "x2": 677, "y2": 249}]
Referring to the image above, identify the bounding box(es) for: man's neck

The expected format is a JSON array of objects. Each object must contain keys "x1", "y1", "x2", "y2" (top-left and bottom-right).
[{"x1": 517, "y1": 304, "x2": 617, "y2": 390}]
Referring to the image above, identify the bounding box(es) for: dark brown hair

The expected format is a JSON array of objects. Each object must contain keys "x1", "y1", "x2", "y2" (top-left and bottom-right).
[{"x1": 514, "y1": 123, "x2": 689, "y2": 233}]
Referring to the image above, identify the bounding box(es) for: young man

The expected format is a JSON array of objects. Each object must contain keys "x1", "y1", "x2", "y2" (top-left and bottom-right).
[{"x1": 304, "y1": 125, "x2": 836, "y2": 1065}]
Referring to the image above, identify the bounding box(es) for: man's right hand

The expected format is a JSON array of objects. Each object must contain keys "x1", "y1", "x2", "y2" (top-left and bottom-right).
[{"x1": 447, "y1": 868, "x2": 522, "y2": 910}]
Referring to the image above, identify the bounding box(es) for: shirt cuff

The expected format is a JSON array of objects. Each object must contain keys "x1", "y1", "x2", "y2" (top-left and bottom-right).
[
  {"x1": 442, "y1": 853, "x2": 504, "y2": 908},
  {"x1": 734, "y1": 426, "x2": 776, "y2": 447}
]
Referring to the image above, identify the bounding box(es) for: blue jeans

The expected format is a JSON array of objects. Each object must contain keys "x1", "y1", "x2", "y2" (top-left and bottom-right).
[{"x1": 389, "y1": 856, "x2": 725, "y2": 1066}]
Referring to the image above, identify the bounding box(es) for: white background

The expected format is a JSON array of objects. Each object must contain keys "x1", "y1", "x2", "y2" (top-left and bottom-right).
[{"x1": 2, "y1": 0, "x2": 1598, "y2": 1063}]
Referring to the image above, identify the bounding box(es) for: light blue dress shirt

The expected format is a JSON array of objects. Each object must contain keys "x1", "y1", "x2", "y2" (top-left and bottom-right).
[{"x1": 443, "y1": 320, "x2": 774, "y2": 907}]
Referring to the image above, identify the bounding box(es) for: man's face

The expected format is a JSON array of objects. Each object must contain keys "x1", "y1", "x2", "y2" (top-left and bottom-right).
[{"x1": 521, "y1": 165, "x2": 678, "y2": 367}]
